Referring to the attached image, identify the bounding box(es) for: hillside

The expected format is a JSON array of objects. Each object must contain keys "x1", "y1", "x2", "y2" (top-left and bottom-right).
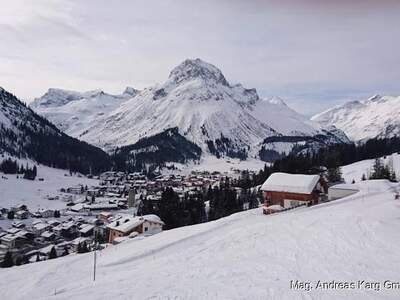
[
  {"x1": 311, "y1": 95, "x2": 400, "y2": 142},
  {"x1": 0, "y1": 87, "x2": 110, "y2": 174},
  {"x1": 31, "y1": 59, "x2": 348, "y2": 163},
  {"x1": 342, "y1": 152, "x2": 400, "y2": 183},
  {"x1": 1, "y1": 180, "x2": 399, "y2": 299}
]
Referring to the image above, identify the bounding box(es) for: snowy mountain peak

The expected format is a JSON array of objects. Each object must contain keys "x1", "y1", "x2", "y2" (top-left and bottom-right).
[
  {"x1": 31, "y1": 88, "x2": 85, "y2": 108},
  {"x1": 123, "y1": 86, "x2": 139, "y2": 97},
  {"x1": 31, "y1": 59, "x2": 348, "y2": 162},
  {"x1": 312, "y1": 94, "x2": 400, "y2": 141},
  {"x1": 366, "y1": 94, "x2": 382, "y2": 103},
  {"x1": 265, "y1": 96, "x2": 287, "y2": 106},
  {"x1": 168, "y1": 58, "x2": 229, "y2": 86}
]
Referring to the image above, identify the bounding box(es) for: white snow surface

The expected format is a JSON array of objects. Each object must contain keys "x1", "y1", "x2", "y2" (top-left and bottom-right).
[
  {"x1": 0, "y1": 162, "x2": 99, "y2": 210},
  {"x1": 30, "y1": 88, "x2": 134, "y2": 140},
  {"x1": 1, "y1": 179, "x2": 399, "y2": 299},
  {"x1": 341, "y1": 152, "x2": 400, "y2": 183},
  {"x1": 261, "y1": 172, "x2": 320, "y2": 194},
  {"x1": 311, "y1": 95, "x2": 400, "y2": 141},
  {"x1": 31, "y1": 59, "x2": 341, "y2": 154}
]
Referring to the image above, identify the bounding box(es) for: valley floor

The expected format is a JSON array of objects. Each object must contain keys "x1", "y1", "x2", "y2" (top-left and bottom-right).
[
  {"x1": 0, "y1": 180, "x2": 399, "y2": 299},
  {"x1": 0, "y1": 164, "x2": 99, "y2": 211}
]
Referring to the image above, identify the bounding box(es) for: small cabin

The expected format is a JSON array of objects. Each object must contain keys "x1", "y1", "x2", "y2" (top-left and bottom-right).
[{"x1": 261, "y1": 172, "x2": 327, "y2": 212}]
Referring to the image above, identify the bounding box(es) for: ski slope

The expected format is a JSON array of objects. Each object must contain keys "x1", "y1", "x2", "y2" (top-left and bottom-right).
[{"x1": 1, "y1": 180, "x2": 399, "y2": 299}]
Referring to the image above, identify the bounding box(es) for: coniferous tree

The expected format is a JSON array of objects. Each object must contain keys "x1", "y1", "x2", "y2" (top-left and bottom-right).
[
  {"x1": 77, "y1": 243, "x2": 82, "y2": 253},
  {"x1": 7, "y1": 211, "x2": 14, "y2": 219},
  {"x1": 48, "y1": 247, "x2": 57, "y2": 259},
  {"x1": 327, "y1": 166, "x2": 343, "y2": 183},
  {"x1": 1, "y1": 251, "x2": 14, "y2": 268}
]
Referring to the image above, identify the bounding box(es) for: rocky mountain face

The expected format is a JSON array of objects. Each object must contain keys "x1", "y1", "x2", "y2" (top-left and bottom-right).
[
  {"x1": 0, "y1": 87, "x2": 110, "y2": 173},
  {"x1": 31, "y1": 59, "x2": 348, "y2": 166},
  {"x1": 311, "y1": 95, "x2": 400, "y2": 142}
]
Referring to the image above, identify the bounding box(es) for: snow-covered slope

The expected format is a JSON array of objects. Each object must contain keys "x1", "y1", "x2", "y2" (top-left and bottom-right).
[
  {"x1": 311, "y1": 95, "x2": 400, "y2": 142},
  {"x1": 1, "y1": 179, "x2": 399, "y2": 299},
  {"x1": 342, "y1": 152, "x2": 400, "y2": 183},
  {"x1": 32, "y1": 59, "x2": 348, "y2": 160},
  {"x1": 0, "y1": 162, "x2": 99, "y2": 211},
  {"x1": 0, "y1": 87, "x2": 110, "y2": 173},
  {"x1": 30, "y1": 88, "x2": 136, "y2": 139}
]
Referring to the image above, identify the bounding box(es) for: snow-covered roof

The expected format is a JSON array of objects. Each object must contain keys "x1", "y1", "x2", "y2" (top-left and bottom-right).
[
  {"x1": 41, "y1": 231, "x2": 55, "y2": 238},
  {"x1": 107, "y1": 216, "x2": 144, "y2": 233},
  {"x1": 79, "y1": 224, "x2": 95, "y2": 234},
  {"x1": 143, "y1": 214, "x2": 165, "y2": 225},
  {"x1": 33, "y1": 222, "x2": 49, "y2": 229},
  {"x1": 261, "y1": 173, "x2": 320, "y2": 194},
  {"x1": 39, "y1": 245, "x2": 55, "y2": 254},
  {"x1": 71, "y1": 237, "x2": 90, "y2": 245},
  {"x1": 83, "y1": 203, "x2": 119, "y2": 210},
  {"x1": 107, "y1": 214, "x2": 164, "y2": 233}
]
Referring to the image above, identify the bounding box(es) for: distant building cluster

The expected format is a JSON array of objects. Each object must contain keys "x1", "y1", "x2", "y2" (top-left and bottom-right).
[{"x1": 0, "y1": 170, "x2": 236, "y2": 267}]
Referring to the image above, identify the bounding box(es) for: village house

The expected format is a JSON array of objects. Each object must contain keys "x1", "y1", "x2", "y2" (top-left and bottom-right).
[
  {"x1": 79, "y1": 224, "x2": 95, "y2": 237},
  {"x1": 71, "y1": 237, "x2": 91, "y2": 252},
  {"x1": 37, "y1": 209, "x2": 55, "y2": 218},
  {"x1": 15, "y1": 210, "x2": 29, "y2": 219},
  {"x1": 0, "y1": 234, "x2": 26, "y2": 249},
  {"x1": 98, "y1": 211, "x2": 113, "y2": 222},
  {"x1": 107, "y1": 214, "x2": 164, "y2": 243},
  {"x1": 32, "y1": 223, "x2": 51, "y2": 236},
  {"x1": 261, "y1": 172, "x2": 328, "y2": 213},
  {"x1": 66, "y1": 185, "x2": 84, "y2": 194},
  {"x1": 11, "y1": 221, "x2": 25, "y2": 229},
  {"x1": 41, "y1": 231, "x2": 56, "y2": 241}
]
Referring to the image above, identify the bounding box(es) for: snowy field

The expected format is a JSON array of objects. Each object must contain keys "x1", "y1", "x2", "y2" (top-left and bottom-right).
[
  {"x1": 342, "y1": 152, "x2": 400, "y2": 183},
  {"x1": 0, "y1": 164, "x2": 99, "y2": 211},
  {"x1": 1, "y1": 179, "x2": 399, "y2": 299},
  {"x1": 167, "y1": 155, "x2": 266, "y2": 175}
]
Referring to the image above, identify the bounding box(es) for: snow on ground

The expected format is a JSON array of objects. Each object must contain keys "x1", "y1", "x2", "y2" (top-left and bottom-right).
[
  {"x1": 1, "y1": 179, "x2": 400, "y2": 299},
  {"x1": 342, "y1": 152, "x2": 400, "y2": 183},
  {"x1": 0, "y1": 164, "x2": 99, "y2": 211},
  {"x1": 165, "y1": 155, "x2": 266, "y2": 176}
]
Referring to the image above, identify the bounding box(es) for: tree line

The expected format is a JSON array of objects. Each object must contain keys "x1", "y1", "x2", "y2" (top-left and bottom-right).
[
  {"x1": 138, "y1": 178, "x2": 262, "y2": 230},
  {"x1": 238, "y1": 136, "x2": 400, "y2": 188},
  {"x1": 0, "y1": 158, "x2": 37, "y2": 180}
]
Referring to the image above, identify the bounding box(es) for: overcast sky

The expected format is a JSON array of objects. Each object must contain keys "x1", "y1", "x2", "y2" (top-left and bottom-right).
[{"x1": 1, "y1": 0, "x2": 399, "y2": 115}]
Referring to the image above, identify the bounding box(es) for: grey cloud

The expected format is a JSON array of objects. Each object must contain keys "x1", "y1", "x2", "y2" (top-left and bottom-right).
[{"x1": 1, "y1": 0, "x2": 399, "y2": 115}]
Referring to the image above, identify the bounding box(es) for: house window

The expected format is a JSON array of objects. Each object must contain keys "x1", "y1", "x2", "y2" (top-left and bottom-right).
[{"x1": 144, "y1": 227, "x2": 148, "y2": 232}]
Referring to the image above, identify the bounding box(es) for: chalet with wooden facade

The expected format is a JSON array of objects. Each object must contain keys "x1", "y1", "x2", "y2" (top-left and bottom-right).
[
  {"x1": 106, "y1": 214, "x2": 164, "y2": 243},
  {"x1": 261, "y1": 172, "x2": 327, "y2": 214}
]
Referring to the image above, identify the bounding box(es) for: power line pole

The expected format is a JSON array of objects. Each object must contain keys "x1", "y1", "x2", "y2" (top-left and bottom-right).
[{"x1": 93, "y1": 243, "x2": 97, "y2": 282}]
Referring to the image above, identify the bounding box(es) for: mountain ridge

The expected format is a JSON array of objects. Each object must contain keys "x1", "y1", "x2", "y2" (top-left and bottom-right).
[
  {"x1": 0, "y1": 87, "x2": 110, "y2": 173},
  {"x1": 311, "y1": 94, "x2": 400, "y2": 141},
  {"x1": 31, "y1": 58, "x2": 348, "y2": 163}
]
